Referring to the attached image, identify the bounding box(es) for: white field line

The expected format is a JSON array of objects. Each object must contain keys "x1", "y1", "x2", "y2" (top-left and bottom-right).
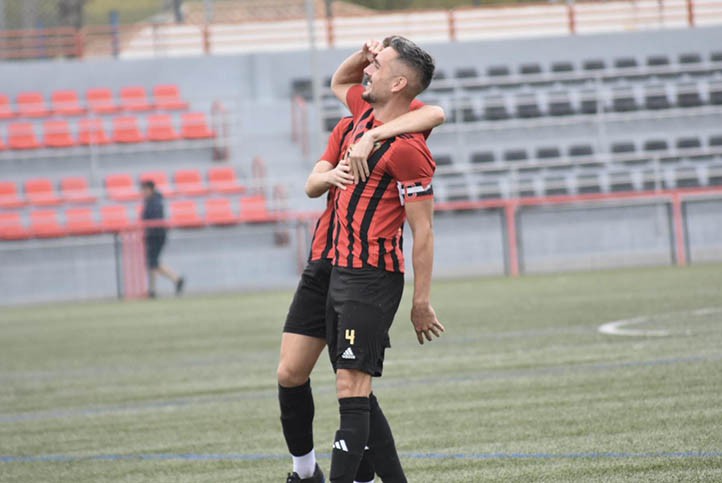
[{"x1": 598, "y1": 307, "x2": 722, "y2": 337}]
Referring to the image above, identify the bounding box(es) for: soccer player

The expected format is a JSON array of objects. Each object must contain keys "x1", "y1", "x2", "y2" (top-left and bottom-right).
[
  {"x1": 278, "y1": 92, "x2": 445, "y2": 480},
  {"x1": 325, "y1": 36, "x2": 445, "y2": 483}
]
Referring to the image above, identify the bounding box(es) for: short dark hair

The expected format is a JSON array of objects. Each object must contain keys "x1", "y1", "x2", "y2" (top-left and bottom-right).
[
  {"x1": 141, "y1": 180, "x2": 155, "y2": 190},
  {"x1": 383, "y1": 35, "x2": 435, "y2": 96}
]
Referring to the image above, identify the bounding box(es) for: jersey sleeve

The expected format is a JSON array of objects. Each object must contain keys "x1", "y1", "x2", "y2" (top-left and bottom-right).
[
  {"x1": 409, "y1": 99, "x2": 432, "y2": 139},
  {"x1": 319, "y1": 119, "x2": 351, "y2": 167},
  {"x1": 346, "y1": 84, "x2": 370, "y2": 117},
  {"x1": 388, "y1": 140, "x2": 435, "y2": 205}
]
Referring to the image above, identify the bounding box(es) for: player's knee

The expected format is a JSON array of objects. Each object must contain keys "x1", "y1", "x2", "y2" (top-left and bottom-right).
[
  {"x1": 276, "y1": 362, "x2": 309, "y2": 388},
  {"x1": 336, "y1": 369, "x2": 371, "y2": 398}
]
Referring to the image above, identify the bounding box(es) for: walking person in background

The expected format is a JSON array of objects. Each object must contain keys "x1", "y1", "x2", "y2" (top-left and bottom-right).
[{"x1": 141, "y1": 180, "x2": 185, "y2": 299}]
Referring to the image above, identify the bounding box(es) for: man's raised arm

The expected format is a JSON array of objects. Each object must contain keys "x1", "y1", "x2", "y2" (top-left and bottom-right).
[{"x1": 330, "y1": 40, "x2": 383, "y2": 106}]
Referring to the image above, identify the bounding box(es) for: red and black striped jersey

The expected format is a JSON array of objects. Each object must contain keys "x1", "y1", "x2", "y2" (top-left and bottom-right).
[
  {"x1": 332, "y1": 85, "x2": 435, "y2": 273},
  {"x1": 308, "y1": 117, "x2": 355, "y2": 262}
]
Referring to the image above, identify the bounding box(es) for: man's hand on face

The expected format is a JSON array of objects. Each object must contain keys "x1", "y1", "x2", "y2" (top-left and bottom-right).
[{"x1": 362, "y1": 39, "x2": 383, "y2": 63}]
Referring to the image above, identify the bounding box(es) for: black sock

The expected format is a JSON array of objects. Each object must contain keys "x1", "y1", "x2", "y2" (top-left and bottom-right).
[
  {"x1": 278, "y1": 379, "x2": 315, "y2": 457},
  {"x1": 367, "y1": 393, "x2": 406, "y2": 483},
  {"x1": 355, "y1": 451, "x2": 375, "y2": 482},
  {"x1": 330, "y1": 397, "x2": 370, "y2": 483}
]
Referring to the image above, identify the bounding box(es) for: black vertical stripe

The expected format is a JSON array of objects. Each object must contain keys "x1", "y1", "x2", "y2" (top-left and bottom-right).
[
  {"x1": 359, "y1": 173, "x2": 393, "y2": 265},
  {"x1": 377, "y1": 237, "x2": 387, "y2": 271},
  {"x1": 321, "y1": 208, "x2": 335, "y2": 260},
  {"x1": 333, "y1": 191, "x2": 342, "y2": 263},
  {"x1": 390, "y1": 236, "x2": 400, "y2": 272}
]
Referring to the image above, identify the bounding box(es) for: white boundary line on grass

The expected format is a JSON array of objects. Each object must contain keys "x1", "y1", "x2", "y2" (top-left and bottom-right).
[{"x1": 598, "y1": 307, "x2": 722, "y2": 337}]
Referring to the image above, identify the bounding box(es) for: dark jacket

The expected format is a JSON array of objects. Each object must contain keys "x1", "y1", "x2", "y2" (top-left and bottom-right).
[{"x1": 142, "y1": 191, "x2": 166, "y2": 238}]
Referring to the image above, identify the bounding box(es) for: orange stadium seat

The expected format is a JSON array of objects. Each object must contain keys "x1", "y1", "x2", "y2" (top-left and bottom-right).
[
  {"x1": 60, "y1": 176, "x2": 96, "y2": 204},
  {"x1": 65, "y1": 207, "x2": 100, "y2": 236},
  {"x1": 112, "y1": 116, "x2": 145, "y2": 144},
  {"x1": 140, "y1": 171, "x2": 173, "y2": 196},
  {"x1": 146, "y1": 114, "x2": 180, "y2": 142},
  {"x1": 16, "y1": 92, "x2": 49, "y2": 118},
  {"x1": 204, "y1": 198, "x2": 236, "y2": 226},
  {"x1": 78, "y1": 118, "x2": 111, "y2": 146},
  {"x1": 0, "y1": 94, "x2": 14, "y2": 119},
  {"x1": 208, "y1": 166, "x2": 245, "y2": 194},
  {"x1": 181, "y1": 112, "x2": 214, "y2": 139},
  {"x1": 0, "y1": 181, "x2": 23, "y2": 208},
  {"x1": 153, "y1": 84, "x2": 188, "y2": 111},
  {"x1": 25, "y1": 178, "x2": 61, "y2": 206},
  {"x1": 0, "y1": 212, "x2": 29, "y2": 240},
  {"x1": 29, "y1": 210, "x2": 65, "y2": 238},
  {"x1": 51, "y1": 90, "x2": 85, "y2": 116},
  {"x1": 43, "y1": 119, "x2": 76, "y2": 148},
  {"x1": 239, "y1": 195, "x2": 269, "y2": 222},
  {"x1": 8, "y1": 122, "x2": 41, "y2": 150},
  {"x1": 100, "y1": 205, "x2": 132, "y2": 232},
  {"x1": 86, "y1": 88, "x2": 118, "y2": 114},
  {"x1": 105, "y1": 174, "x2": 139, "y2": 201},
  {"x1": 169, "y1": 200, "x2": 203, "y2": 228},
  {"x1": 120, "y1": 86, "x2": 153, "y2": 112},
  {"x1": 174, "y1": 169, "x2": 207, "y2": 197}
]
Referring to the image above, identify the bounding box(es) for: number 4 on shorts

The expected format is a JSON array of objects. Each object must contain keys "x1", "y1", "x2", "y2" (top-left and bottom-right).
[{"x1": 345, "y1": 329, "x2": 356, "y2": 345}]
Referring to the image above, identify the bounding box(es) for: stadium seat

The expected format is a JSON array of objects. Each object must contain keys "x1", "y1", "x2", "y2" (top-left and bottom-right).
[
  {"x1": 569, "y1": 144, "x2": 594, "y2": 159},
  {"x1": 611, "y1": 141, "x2": 637, "y2": 163},
  {"x1": 60, "y1": 176, "x2": 96, "y2": 204},
  {"x1": 204, "y1": 198, "x2": 237, "y2": 225},
  {"x1": 43, "y1": 119, "x2": 76, "y2": 148},
  {"x1": 647, "y1": 55, "x2": 670, "y2": 68},
  {"x1": 579, "y1": 90, "x2": 599, "y2": 115},
  {"x1": 51, "y1": 90, "x2": 85, "y2": 116},
  {"x1": 551, "y1": 61, "x2": 574, "y2": 74},
  {"x1": 609, "y1": 171, "x2": 635, "y2": 192},
  {"x1": 0, "y1": 212, "x2": 29, "y2": 240},
  {"x1": 710, "y1": 51, "x2": 722, "y2": 63},
  {"x1": 483, "y1": 95, "x2": 509, "y2": 121},
  {"x1": 544, "y1": 176, "x2": 569, "y2": 196},
  {"x1": 0, "y1": 94, "x2": 14, "y2": 119},
  {"x1": 435, "y1": 155, "x2": 453, "y2": 166},
  {"x1": 100, "y1": 205, "x2": 132, "y2": 232},
  {"x1": 519, "y1": 63, "x2": 542, "y2": 76},
  {"x1": 679, "y1": 52, "x2": 702, "y2": 66},
  {"x1": 86, "y1": 88, "x2": 119, "y2": 114},
  {"x1": 611, "y1": 87, "x2": 638, "y2": 112},
  {"x1": 614, "y1": 57, "x2": 638, "y2": 70},
  {"x1": 239, "y1": 195, "x2": 269, "y2": 222},
  {"x1": 120, "y1": 86, "x2": 153, "y2": 111},
  {"x1": 577, "y1": 173, "x2": 602, "y2": 194},
  {"x1": 487, "y1": 65, "x2": 510, "y2": 78},
  {"x1": 8, "y1": 122, "x2": 41, "y2": 150},
  {"x1": 153, "y1": 84, "x2": 188, "y2": 111},
  {"x1": 707, "y1": 81, "x2": 722, "y2": 106},
  {"x1": 146, "y1": 114, "x2": 180, "y2": 142},
  {"x1": 0, "y1": 181, "x2": 23, "y2": 208},
  {"x1": 708, "y1": 134, "x2": 722, "y2": 148},
  {"x1": 515, "y1": 93, "x2": 542, "y2": 118},
  {"x1": 16, "y1": 92, "x2": 49, "y2": 118},
  {"x1": 174, "y1": 169, "x2": 208, "y2": 197},
  {"x1": 470, "y1": 151, "x2": 495, "y2": 164},
  {"x1": 454, "y1": 67, "x2": 478, "y2": 79},
  {"x1": 65, "y1": 207, "x2": 100, "y2": 236},
  {"x1": 208, "y1": 166, "x2": 245, "y2": 194},
  {"x1": 644, "y1": 139, "x2": 669, "y2": 153},
  {"x1": 548, "y1": 91, "x2": 574, "y2": 116},
  {"x1": 112, "y1": 116, "x2": 145, "y2": 144},
  {"x1": 536, "y1": 147, "x2": 561, "y2": 161},
  {"x1": 582, "y1": 59, "x2": 606, "y2": 72},
  {"x1": 169, "y1": 200, "x2": 203, "y2": 228},
  {"x1": 24, "y1": 178, "x2": 61, "y2": 206},
  {"x1": 105, "y1": 174, "x2": 140, "y2": 201},
  {"x1": 140, "y1": 171, "x2": 173, "y2": 196},
  {"x1": 644, "y1": 85, "x2": 670, "y2": 110},
  {"x1": 78, "y1": 118, "x2": 111, "y2": 146},
  {"x1": 674, "y1": 83, "x2": 702, "y2": 108},
  {"x1": 29, "y1": 210, "x2": 65, "y2": 238},
  {"x1": 180, "y1": 112, "x2": 215, "y2": 139},
  {"x1": 503, "y1": 149, "x2": 528, "y2": 162}
]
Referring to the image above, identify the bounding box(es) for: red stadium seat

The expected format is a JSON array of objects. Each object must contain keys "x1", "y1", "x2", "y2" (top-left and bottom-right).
[
  {"x1": 153, "y1": 84, "x2": 188, "y2": 111},
  {"x1": 29, "y1": 210, "x2": 65, "y2": 238},
  {"x1": 146, "y1": 114, "x2": 180, "y2": 142},
  {"x1": 208, "y1": 166, "x2": 245, "y2": 194},
  {"x1": 100, "y1": 205, "x2": 132, "y2": 231},
  {"x1": 78, "y1": 118, "x2": 111, "y2": 146},
  {"x1": 86, "y1": 88, "x2": 118, "y2": 114},
  {"x1": 239, "y1": 195, "x2": 269, "y2": 222},
  {"x1": 112, "y1": 116, "x2": 145, "y2": 144},
  {"x1": 43, "y1": 119, "x2": 76, "y2": 148},
  {"x1": 0, "y1": 94, "x2": 14, "y2": 119},
  {"x1": 0, "y1": 181, "x2": 23, "y2": 208},
  {"x1": 204, "y1": 198, "x2": 236, "y2": 225},
  {"x1": 174, "y1": 169, "x2": 207, "y2": 197},
  {"x1": 120, "y1": 86, "x2": 153, "y2": 112},
  {"x1": 17, "y1": 92, "x2": 49, "y2": 118},
  {"x1": 169, "y1": 200, "x2": 203, "y2": 228},
  {"x1": 181, "y1": 112, "x2": 215, "y2": 139},
  {"x1": 140, "y1": 171, "x2": 173, "y2": 196},
  {"x1": 25, "y1": 178, "x2": 61, "y2": 206},
  {"x1": 105, "y1": 174, "x2": 140, "y2": 201},
  {"x1": 60, "y1": 176, "x2": 96, "y2": 204},
  {"x1": 8, "y1": 122, "x2": 41, "y2": 150},
  {"x1": 0, "y1": 212, "x2": 29, "y2": 240},
  {"x1": 51, "y1": 90, "x2": 85, "y2": 116},
  {"x1": 65, "y1": 207, "x2": 101, "y2": 236}
]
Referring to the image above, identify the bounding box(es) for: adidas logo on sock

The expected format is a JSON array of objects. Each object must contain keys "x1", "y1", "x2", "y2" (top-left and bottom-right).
[
  {"x1": 333, "y1": 439, "x2": 349, "y2": 452},
  {"x1": 341, "y1": 347, "x2": 356, "y2": 360}
]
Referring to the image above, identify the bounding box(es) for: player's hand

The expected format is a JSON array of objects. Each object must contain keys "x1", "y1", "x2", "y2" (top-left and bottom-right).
[
  {"x1": 324, "y1": 158, "x2": 354, "y2": 190},
  {"x1": 411, "y1": 302, "x2": 445, "y2": 345},
  {"x1": 362, "y1": 39, "x2": 383, "y2": 63},
  {"x1": 346, "y1": 133, "x2": 376, "y2": 183}
]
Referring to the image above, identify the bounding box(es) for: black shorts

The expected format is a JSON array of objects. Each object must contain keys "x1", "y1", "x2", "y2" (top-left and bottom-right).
[
  {"x1": 145, "y1": 232, "x2": 166, "y2": 269},
  {"x1": 283, "y1": 259, "x2": 332, "y2": 339},
  {"x1": 326, "y1": 266, "x2": 404, "y2": 377}
]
